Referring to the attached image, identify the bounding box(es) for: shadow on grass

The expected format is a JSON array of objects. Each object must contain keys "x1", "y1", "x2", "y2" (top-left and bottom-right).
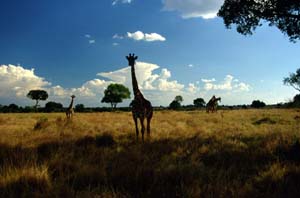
[{"x1": 2, "y1": 134, "x2": 300, "y2": 197}]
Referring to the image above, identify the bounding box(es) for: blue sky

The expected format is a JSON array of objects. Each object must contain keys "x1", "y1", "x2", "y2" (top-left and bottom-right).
[{"x1": 0, "y1": 0, "x2": 299, "y2": 107}]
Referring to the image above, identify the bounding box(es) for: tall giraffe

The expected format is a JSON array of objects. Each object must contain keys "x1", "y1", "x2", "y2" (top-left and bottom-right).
[
  {"x1": 66, "y1": 95, "x2": 76, "y2": 119},
  {"x1": 127, "y1": 53, "x2": 153, "y2": 141},
  {"x1": 206, "y1": 96, "x2": 221, "y2": 113}
]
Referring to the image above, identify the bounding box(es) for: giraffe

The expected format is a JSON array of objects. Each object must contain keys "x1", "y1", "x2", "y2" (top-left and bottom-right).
[
  {"x1": 206, "y1": 95, "x2": 221, "y2": 113},
  {"x1": 66, "y1": 95, "x2": 76, "y2": 119},
  {"x1": 127, "y1": 53, "x2": 153, "y2": 141}
]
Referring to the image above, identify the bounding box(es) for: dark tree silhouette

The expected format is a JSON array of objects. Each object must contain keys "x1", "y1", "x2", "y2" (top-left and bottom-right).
[
  {"x1": 169, "y1": 100, "x2": 181, "y2": 110},
  {"x1": 193, "y1": 98, "x2": 206, "y2": 108},
  {"x1": 251, "y1": 100, "x2": 266, "y2": 108},
  {"x1": 175, "y1": 95, "x2": 183, "y2": 103},
  {"x1": 169, "y1": 95, "x2": 183, "y2": 110},
  {"x1": 27, "y1": 90, "x2": 48, "y2": 110},
  {"x1": 8, "y1": 104, "x2": 19, "y2": 113},
  {"x1": 101, "y1": 84, "x2": 130, "y2": 109},
  {"x1": 75, "y1": 104, "x2": 85, "y2": 112},
  {"x1": 45, "y1": 101, "x2": 63, "y2": 112},
  {"x1": 284, "y1": 68, "x2": 300, "y2": 91},
  {"x1": 292, "y1": 94, "x2": 300, "y2": 107},
  {"x1": 218, "y1": 0, "x2": 300, "y2": 42}
]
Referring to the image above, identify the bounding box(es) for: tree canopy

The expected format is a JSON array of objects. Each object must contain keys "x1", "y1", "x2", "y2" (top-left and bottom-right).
[
  {"x1": 175, "y1": 95, "x2": 183, "y2": 103},
  {"x1": 27, "y1": 90, "x2": 48, "y2": 109},
  {"x1": 101, "y1": 84, "x2": 130, "y2": 109},
  {"x1": 193, "y1": 98, "x2": 206, "y2": 108},
  {"x1": 284, "y1": 68, "x2": 300, "y2": 91},
  {"x1": 251, "y1": 100, "x2": 266, "y2": 108},
  {"x1": 169, "y1": 95, "x2": 184, "y2": 110},
  {"x1": 45, "y1": 101, "x2": 63, "y2": 112},
  {"x1": 218, "y1": 0, "x2": 300, "y2": 42}
]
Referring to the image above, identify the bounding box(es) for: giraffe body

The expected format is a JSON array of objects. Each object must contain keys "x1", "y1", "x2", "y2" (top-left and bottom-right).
[
  {"x1": 127, "y1": 54, "x2": 153, "y2": 141},
  {"x1": 206, "y1": 96, "x2": 221, "y2": 113},
  {"x1": 66, "y1": 95, "x2": 76, "y2": 119}
]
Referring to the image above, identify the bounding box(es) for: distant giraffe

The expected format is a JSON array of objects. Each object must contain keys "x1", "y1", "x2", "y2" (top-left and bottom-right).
[
  {"x1": 127, "y1": 53, "x2": 153, "y2": 141},
  {"x1": 66, "y1": 95, "x2": 75, "y2": 119},
  {"x1": 206, "y1": 96, "x2": 221, "y2": 113}
]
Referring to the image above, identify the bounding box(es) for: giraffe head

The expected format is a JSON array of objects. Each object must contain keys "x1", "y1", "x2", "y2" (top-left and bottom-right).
[
  {"x1": 71, "y1": 95, "x2": 76, "y2": 99},
  {"x1": 126, "y1": 53, "x2": 138, "y2": 66}
]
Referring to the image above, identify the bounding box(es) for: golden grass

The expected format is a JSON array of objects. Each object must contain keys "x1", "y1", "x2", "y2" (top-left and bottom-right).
[{"x1": 0, "y1": 109, "x2": 300, "y2": 197}]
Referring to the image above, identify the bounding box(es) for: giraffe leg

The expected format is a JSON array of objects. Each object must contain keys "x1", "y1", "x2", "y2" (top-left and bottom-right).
[
  {"x1": 133, "y1": 116, "x2": 139, "y2": 141},
  {"x1": 139, "y1": 117, "x2": 145, "y2": 142},
  {"x1": 146, "y1": 116, "x2": 151, "y2": 138}
]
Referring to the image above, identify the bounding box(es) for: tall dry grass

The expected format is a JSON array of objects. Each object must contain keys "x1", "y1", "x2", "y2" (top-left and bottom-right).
[{"x1": 0, "y1": 109, "x2": 300, "y2": 197}]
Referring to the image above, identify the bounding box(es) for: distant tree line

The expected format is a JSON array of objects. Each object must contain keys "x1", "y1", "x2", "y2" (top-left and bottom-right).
[{"x1": 1, "y1": 69, "x2": 300, "y2": 113}]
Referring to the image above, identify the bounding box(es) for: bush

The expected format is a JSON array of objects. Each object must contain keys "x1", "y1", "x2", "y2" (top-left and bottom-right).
[{"x1": 251, "y1": 100, "x2": 266, "y2": 108}]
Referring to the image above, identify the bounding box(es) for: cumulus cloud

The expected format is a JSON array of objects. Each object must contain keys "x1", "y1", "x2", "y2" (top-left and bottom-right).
[
  {"x1": 202, "y1": 75, "x2": 250, "y2": 91},
  {"x1": 127, "y1": 31, "x2": 166, "y2": 42},
  {"x1": 163, "y1": 0, "x2": 224, "y2": 19},
  {"x1": 187, "y1": 83, "x2": 198, "y2": 93},
  {"x1": 0, "y1": 64, "x2": 253, "y2": 107},
  {"x1": 98, "y1": 62, "x2": 183, "y2": 92},
  {"x1": 0, "y1": 64, "x2": 51, "y2": 98}
]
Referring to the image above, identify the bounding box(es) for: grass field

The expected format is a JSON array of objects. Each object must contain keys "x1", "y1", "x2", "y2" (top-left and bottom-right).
[{"x1": 1, "y1": 109, "x2": 300, "y2": 197}]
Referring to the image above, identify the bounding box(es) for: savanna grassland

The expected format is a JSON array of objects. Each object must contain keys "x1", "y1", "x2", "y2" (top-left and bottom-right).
[{"x1": 1, "y1": 109, "x2": 300, "y2": 197}]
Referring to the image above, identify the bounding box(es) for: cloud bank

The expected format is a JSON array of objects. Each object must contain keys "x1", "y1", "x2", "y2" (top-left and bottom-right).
[{"x1": 0, "y1": 63, "x2": 252, "y2": 107}]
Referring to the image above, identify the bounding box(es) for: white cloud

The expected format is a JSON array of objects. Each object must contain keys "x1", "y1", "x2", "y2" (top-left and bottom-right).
[
  {"x1": 0, "y1": 64, "x2": 255, "y2": 107},
  {"x1": 163, "y1": 0, "x2": 224, "y2": 19},
  {"x1": 187, "y1": 83, "x2": 198, "y2": 93},
  {"x1": 112, "y1": 42, "x2": 119, "y2": 46},
  {"x1": 112, "y1": 34, "x2": 124, "y2": 39},
  {"x1": 112, "y1": 0, "x2": 132, "y2": 6},
  {"x1": 127, "y1": 31, "x2": 166, "y2": 42},
  {"x1": 0, "y1": 64, "x2": 51, "y2": 98},
  {"x1": 89, "y1": 40, "x2": 96, "y2": 44},
  {"x1": 98, "y1": 62, "x2": 182, "y2": 92},
  {"x1": 202, "y1": 75, "x2": 251, "y2": 92},
  {"x1": 201, "y1": 78, "x2": 216, "y2": 83},
  {"x1": 84, "y1": 34, "x2": 96, "y2": 44}
]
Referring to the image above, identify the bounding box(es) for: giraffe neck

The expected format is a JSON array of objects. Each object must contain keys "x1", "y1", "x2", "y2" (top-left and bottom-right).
[
  {"x1": 130, "y1": 64, "x2": 143, "y2": 99},
  {"x1": 69, "y1": 98, "x2": 74, "y2": 109}
]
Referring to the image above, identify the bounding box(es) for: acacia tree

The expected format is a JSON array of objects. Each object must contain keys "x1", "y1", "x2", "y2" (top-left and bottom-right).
[
  {"x1": 284, "y1": 68, "x2": 300, "y2": 91},
  {"x1": 101, "y1": 84, "x2": 130, "y2": 110},
  {"x1": 27, "y1": 90, "x2": 48, "y2": 110},
  {"x1": 218, "y1": 0, "x2": 300, "y2": 42},
  {"x1": 194, "y1": 98, "x2": 206, "y2": 108},
  {"x1": 169, "y1": 95, "x2": 184, "y2": 110}
]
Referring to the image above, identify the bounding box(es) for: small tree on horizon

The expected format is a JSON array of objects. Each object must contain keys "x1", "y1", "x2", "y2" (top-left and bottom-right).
[
  {"x1": 75, "y1": 104, "x2": 85, "y2": 112},
  {"x1": 251, "y1": 100, "x2": 266, "y2": 108},
  {"x1": 101, "y1": 84, "x2": 130, "y2": 110},
  {"x1": 27, "y1": 90, "x2": 48, "y2": 110},
  {"x1": 193, "y1": 98, "x2": 206, "y2": 108},
  {"x1": 169, "y1": 95, "x2": 184, "y2": 110},
  {"x1": 45, "y1": 101, "x2": 63, "y2": 112}
]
